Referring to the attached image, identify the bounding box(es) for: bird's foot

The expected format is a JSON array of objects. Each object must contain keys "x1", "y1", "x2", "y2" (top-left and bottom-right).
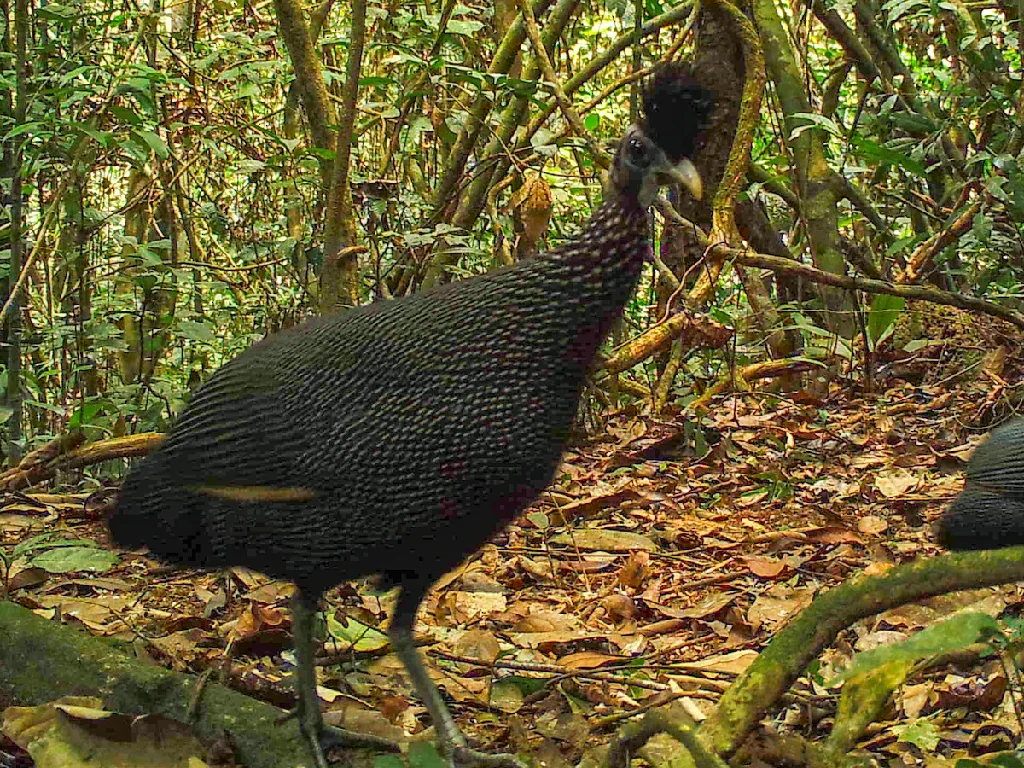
[
  {"x1": 299, "y1": 724, "x2": 332, "y2": 768},
  {"x1": 318, "y1": 722, "x2": 402, "y2": 753},
  {"x1": 286, "y1": 707, "x2": 402, "y2": 768},
  {"x1": 450, "y1": 745, "x2": 526, "y2": 768}
]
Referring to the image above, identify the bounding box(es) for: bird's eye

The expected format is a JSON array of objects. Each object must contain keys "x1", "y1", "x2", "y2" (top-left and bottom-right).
[{"x1": 628, "y1": 137, "x2": 648, "y2": 164}]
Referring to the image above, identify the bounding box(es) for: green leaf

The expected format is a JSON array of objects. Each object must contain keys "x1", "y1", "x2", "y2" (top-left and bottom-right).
[
  {"x1": 834, "y1": 613, "x2": 1001, "y2": 684},
  {"x1": 69, "y1": 402, "x2": 103, "y2": 428},
  {"x1": 852, "y1": 137, "x2": 926, "y2": 176},
  {"x1": 488, "y1": 679, "x2": 525, "y2": 713},
  {"x1": 526, "y1": 510, "x2": 549, "y2": 530},
  {"x1": 448, "y1": 19, "x2": 484, "y2": 34},
  {"x1": 407, "y1": 742, "x2": 448, "y2": 768},
  {"x1": 833, "y1": 657, "x2": 916, "y2": 747},
  {"x1": 31, "y1": 546, "x2": 118, "y2": 574},
  {"x1": 177, "y1": 320, "x2": 216, "y2": 343},
  {"x1": 73, "y1": 122, "x2": 113, "y2": 147},
  {"x1": 973, "y1": 211, "x2": 993, "y2": 243},
  {"x1": 305, "y1": 147, "x2": 336, "y2": 162},
  {"x1": 990, "y1": 755, "x2": 1024, "y2": 767},
  {"x1": 134, "y1": 129, "x2": 169, "y2": 159},
  {"x1": 325, "y1": 613, "x2": 390, "y2": 652},
  {"x1": 13, "y1": 533, "x2": 66, "y2": 559},
  {"x1": 903, "y1": 339, "x2": 933, "y2": 353},
  {"x1": 867, "y1": 294, "x2": 904, "y2": 345},
  {"x1": 38, "y1": 2, "x2": 77, "y2": 19},
  {"x1": 109, "y1": 105, "x2": 143, "y2": 127},
  {"x1": 374, "y1": 756, "x2": 405, "y2": 768},
  {"x1": 788, "y1": 112, "x2": 842, "y2": 141},
  {"x1": 5, "y1": 121, "x2": 45, "y2": 139},
  {"x1": 235, "y1": 81, "x2": 260, "y2": 100},
  {"x1": 584, "y1": 113, "x2": 600, "y2": 132},
  {"x1": 893, "y1": 719, "x2": 941, "y2": 751}
]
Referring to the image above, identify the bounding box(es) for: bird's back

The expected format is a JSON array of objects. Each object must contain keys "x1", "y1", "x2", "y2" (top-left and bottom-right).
[{"x1": 938, "y1": 419, "x2": 1024, "y2": 551}]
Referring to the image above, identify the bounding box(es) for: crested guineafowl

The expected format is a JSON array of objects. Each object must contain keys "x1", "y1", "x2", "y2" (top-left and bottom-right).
[
  {"x1": 938, "y1": 419, "x2": 1024, "y2": 550},
  {"x1": 109, "y1": 63, "x2": 713, "y2": 768}
]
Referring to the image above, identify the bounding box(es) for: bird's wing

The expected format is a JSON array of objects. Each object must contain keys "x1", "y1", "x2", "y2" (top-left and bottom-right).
[{"x1": 156, "y1": 319, "x2": 363, "y2": 496}]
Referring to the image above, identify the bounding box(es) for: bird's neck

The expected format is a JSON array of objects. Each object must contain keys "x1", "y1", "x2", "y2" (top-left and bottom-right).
[
  {"x1": 528, "y1": 196, "x2": 650, "y2": 375},
  {"x1": 545, "y1": 197, "x2": 650, "y2": 305}
]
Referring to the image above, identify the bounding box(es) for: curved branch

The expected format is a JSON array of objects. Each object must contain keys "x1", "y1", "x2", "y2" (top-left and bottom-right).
[
  {"x1": 723, "y1": 246, "x2": 1024, "y2": 329},
  {"x1": 688, "y1": 0, "x2": 766, "y2": 307},
  {"x1": 704, "y1": 0, "x2": 765, "y2": 242},
  {"x1": 272, "y1": 0, "x2": 335, "y2": 153},
  {"x1": 519, "y1": 2, "x2": 696, "y2": 150},
  {"x1": 700, "y1": 546, "x2": 1024, "y2": 757},
  {"x1": 897, "y1": 197, "x2": 982, "y2": 284},
  {"x1": 517, "y1": 0, "x2": 605, "y2": 164}
]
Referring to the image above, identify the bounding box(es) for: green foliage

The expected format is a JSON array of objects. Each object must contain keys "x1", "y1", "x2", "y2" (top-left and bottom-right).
[
  {"x1": 407, "y1": 741, "x2": 449, "y2": 768},
  {"x1": 325, "y1": 612, "x2": 390, "y2": 652},
  {"x1": 866, "y1": 294, "x2": 905, "y2": 349},
  {"x1": 892, "y1": 718, "x2": 941, "y2": 752},
  {"x1": 955, "y1": 757, "x2": 1024, "y2": 768},
  {"x1": 832, "y1": 613, "x2": 1001, "y2": 685},
  {"x1": 0, "y1": 533, "x2": 118, "y2": 594},
  {"x1": 1, "y1": 0, "x2": 1023, "y2": 450}
]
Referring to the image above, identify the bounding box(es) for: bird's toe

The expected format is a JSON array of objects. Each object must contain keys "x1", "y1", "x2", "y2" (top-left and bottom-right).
[
  {"x1": 319, "y1": 723, "x2": 402, "y2": 753},
  {"x1": 451, "y1": 746, "x2": 527, "y2": 768}
]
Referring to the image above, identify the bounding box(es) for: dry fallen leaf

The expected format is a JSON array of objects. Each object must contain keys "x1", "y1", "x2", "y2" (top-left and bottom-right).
[
  {"x1": 558, "y1": 651, "x2": 625, "y2": 670},
  {"x1": 743, "y1": 556, "x2": 788, "y2": 579},
  {"x1": 437, "y1": 591, "x2": 507, "y2": 624},
  {"x1": 875, "y1": 468, "x2": 919, "y2": 498},
  {"x1": 857, "y1": 516, "x2": 889, "y2": 535},
  {"x1": 2, "y1": 697, "x2": 211, "y2": 767},
  {"x1": 549, "y1": 528, "x2": 657, "y2": 553}
]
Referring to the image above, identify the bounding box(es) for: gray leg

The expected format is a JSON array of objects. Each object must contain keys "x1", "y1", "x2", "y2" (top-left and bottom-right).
[
  {"x1": 292, "y1": 592, "x2": 333, "y2": 768},
  {"x1": 389, "y1": 586, "x2": 525, "y2": 768},
  {"x1": 291, "y1": 592, "x2": 401, "y2": 767}
]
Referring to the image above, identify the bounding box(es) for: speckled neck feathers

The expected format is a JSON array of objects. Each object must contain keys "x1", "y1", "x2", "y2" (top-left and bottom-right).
[{"x1": 539, "y1": 198, "x2": 650, "y2": 308}]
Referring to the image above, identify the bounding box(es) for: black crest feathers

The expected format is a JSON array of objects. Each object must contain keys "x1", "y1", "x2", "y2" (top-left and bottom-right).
[{"x1": 641, "y1": 62, "x2": 714, "y2": 163}]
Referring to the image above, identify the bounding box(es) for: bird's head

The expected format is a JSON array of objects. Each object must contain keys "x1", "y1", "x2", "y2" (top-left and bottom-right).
[{"x1": 609, "y1": 63, "x2": 714, "y2": 208}]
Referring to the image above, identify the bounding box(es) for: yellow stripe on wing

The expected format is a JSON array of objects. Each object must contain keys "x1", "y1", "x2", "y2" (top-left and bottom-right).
[{"x1": 188, "y1": 485, "x2": 317, "y2": 503}]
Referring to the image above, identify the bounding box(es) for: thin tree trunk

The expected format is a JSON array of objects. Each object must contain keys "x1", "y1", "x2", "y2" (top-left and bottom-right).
[
  {"x1": 320, "y1": 0, "x2": 368, "y2": 313},
  {"x1": 4, "y1": 0, "x2": 28, "y2": 462}
]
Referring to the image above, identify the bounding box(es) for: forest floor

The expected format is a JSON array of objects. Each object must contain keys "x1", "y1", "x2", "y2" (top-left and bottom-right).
[{"x1": 2, "y1": 302, "x2": 1024, "y2": 767}]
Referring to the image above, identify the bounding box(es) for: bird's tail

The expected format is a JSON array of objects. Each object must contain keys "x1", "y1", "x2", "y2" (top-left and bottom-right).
[{"x1": 109, "y1": 455, "x2": 211, "y2": 566}]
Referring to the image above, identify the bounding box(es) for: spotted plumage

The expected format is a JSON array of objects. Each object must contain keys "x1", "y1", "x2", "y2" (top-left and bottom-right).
[
  {"x1": 938, "y1": 419, "x2": 1024, "y2": 551},
  {"x1": 110, "y1": 63, "x2": 713, "y2": 768}
]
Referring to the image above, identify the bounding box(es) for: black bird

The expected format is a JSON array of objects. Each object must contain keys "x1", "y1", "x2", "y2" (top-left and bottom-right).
[
  {"x1": 937, "y1": 419, "x2": 1024, "y2": 550},
  {"x1": 110, "y1": 63, "x2": 713, "y2": 768}
]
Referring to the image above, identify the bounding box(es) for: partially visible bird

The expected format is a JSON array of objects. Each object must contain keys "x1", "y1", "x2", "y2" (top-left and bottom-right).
[
  {"x1": 937, "y1": 419, "x2": 1024, "y2": 550},
  {"x1": 109, "y1": 62, "x2": 713, "y2": 768}
]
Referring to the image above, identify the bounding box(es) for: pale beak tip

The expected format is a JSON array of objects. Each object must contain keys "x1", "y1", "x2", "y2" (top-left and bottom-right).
[{"x1": 671, "y1": 158, "x2": 703, "y2": 200}]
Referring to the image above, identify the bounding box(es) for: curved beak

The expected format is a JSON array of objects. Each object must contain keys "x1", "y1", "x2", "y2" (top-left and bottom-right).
[{"x1": 665, "y1": 158, "x2": 702, "y2": 200}]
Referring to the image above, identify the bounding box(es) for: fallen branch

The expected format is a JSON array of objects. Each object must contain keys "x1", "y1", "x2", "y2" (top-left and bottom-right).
[
  {"x1": 700, "y1": 546, "x2": 1024, "y2": 758},
  {"x1": 0, "y1": 433, "x2": 162, "y2": 491},
  {"x1": 897, "y1": 196, "x2": 980, "y2": 284},
  {"x1": 688, "y1": 358, "x2": 819, "y2": 412},
  {"x1": 599, "y1": 311, "x2": 732, "y2": 377}
]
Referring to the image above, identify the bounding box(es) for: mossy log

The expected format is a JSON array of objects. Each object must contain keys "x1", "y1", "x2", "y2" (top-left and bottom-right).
[{"x1": 0, "y1": 600, "x2": 377, "y2": 768}]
